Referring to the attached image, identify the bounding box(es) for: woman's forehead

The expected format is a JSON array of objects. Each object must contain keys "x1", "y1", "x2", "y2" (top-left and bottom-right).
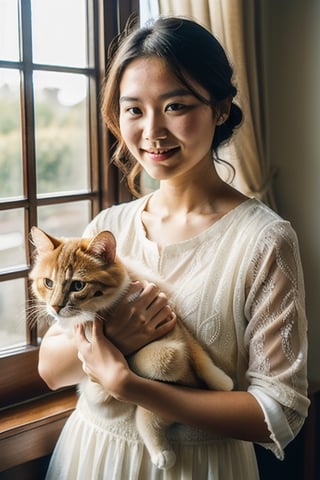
[{"x1": 119, "y1": 56, "x2": 210, "y2": 101}]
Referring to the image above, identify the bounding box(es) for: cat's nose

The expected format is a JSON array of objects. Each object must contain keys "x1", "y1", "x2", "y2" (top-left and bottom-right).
[{"x1": 52, "y1": 305, "x2": 62, "y2": 313}]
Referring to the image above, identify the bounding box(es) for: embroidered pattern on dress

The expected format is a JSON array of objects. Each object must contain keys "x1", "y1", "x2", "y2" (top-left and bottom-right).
[{"x1": 198, "y1": 310, "x2": 222, "y2": 345}]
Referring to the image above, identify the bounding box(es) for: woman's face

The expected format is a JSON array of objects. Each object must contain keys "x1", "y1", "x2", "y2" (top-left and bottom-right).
[{"x1": 119, "y1": 56, "x2": 219, "y2": 182}]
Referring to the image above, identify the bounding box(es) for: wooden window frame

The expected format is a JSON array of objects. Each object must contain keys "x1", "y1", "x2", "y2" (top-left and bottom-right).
[
  {"x1": 0, "y1": 0, "x2": 104, "y2": 410},
  {"x1": 0, "y1": 0, "x2": 137, "y2": 411}
]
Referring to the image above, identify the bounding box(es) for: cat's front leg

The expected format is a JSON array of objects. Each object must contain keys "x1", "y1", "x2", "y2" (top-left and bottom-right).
[
  {"x1": 80, "y1": 377, "x2": 111, "y2": 405},
  {"x1": 136, "y1": 406, "x2": 176, "y2": 470}
]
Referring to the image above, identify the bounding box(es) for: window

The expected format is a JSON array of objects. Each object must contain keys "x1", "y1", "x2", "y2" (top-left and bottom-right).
[{"x1": 0, "y1": 0, "x2": 138, "y2": 409}]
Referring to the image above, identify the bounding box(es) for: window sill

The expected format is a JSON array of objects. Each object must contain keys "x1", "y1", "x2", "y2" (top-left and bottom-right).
[{"x1": 0, "y1": 389, "x2": 77, "y2": 472}]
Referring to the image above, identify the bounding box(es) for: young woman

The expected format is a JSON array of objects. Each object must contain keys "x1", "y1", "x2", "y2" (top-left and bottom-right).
[{"x1": 39, "y1": 17, "x2": 309, "y2": 479}]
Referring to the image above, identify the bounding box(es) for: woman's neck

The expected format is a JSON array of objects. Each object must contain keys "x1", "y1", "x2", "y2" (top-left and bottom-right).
[
  {"x1": 141, "y1": 173, "x2": 247, "y2": 247},
  {"x1": 149, "y1": 172, "x2": 244, "y2": 217}
]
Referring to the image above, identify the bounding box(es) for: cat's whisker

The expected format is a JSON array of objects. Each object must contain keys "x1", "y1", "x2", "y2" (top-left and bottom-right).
[
  {"x1": 95, "y1": 312, "x2": 106, "y2": 322},
  {"x1": 25, "y1": 301, "x2": 52, "y2": 328}
]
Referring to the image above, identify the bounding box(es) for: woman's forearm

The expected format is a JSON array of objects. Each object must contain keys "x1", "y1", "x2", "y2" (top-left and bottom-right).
[
  {"x1": 38, "y1": 325, "x2": 84, "y2": 389},
  {"x1": 117, "y1": 372, "x2": 270, "y2": 443}
]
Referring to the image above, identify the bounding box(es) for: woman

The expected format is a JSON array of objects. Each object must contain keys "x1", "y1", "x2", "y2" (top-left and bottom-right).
[{"x1": 39, "y1": 17, "x2": 309, "y2": 479}]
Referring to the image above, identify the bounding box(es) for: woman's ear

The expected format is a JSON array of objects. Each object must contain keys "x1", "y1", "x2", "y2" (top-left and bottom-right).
[{"x1": 216, "y1": 97, "x2": 232, "y2": 125}]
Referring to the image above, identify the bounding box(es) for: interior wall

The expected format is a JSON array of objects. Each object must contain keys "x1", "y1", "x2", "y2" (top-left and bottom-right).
[{"x1": 262, "y1": 0, "x2": 320, "y2": 381}]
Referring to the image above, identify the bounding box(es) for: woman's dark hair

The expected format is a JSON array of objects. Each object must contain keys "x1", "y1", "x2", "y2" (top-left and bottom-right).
[{"x1": 101, "y1": 16, "x2": 243, "y2": 196}]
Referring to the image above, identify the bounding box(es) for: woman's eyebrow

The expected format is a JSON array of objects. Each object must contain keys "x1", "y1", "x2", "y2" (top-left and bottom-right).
[
  {"x1": 119, "y1": 89, "x2": 193, "y2": 103},
  {"x1": 119, "y1": 96, "x2": 139, "y2": 103},
  {"x1": 159, "y1": 89, "x2": 193, "y2": 100}
]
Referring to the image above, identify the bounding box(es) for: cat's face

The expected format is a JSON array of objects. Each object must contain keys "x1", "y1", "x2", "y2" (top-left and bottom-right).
[{"x1": 29, "y1": 227, "x2": 129, "y2": 330}]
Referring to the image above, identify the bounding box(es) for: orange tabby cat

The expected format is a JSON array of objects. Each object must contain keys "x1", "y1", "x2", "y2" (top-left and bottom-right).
[{"x1": 30, "y1": 226, "x2": 233, "y2": 470}]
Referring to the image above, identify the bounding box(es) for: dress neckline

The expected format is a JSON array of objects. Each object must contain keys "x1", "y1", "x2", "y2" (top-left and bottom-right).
[{"x1": 135, "y1": 193, "x2": 256, "y2": 256}]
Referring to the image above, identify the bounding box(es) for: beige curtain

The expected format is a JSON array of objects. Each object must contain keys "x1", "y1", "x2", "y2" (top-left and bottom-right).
[{"x1": 159, "y1": 0, "x2": 276, "y2": 207}]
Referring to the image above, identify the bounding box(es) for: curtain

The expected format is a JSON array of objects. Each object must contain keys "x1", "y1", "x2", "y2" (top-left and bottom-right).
[{"x1": 159, "y1": 0, "x2": 276, "y2": 207}]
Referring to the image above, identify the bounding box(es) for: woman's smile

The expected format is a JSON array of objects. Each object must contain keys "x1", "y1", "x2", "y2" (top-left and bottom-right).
[{"x1": 143, "y1": 146, "x2": 181, "y2": 162}]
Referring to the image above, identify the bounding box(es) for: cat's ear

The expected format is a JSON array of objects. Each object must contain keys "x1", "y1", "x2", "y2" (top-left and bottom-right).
[
  {"x1": 30, "y1": 226, "x2": 61, "y2": 252},
  {"x1": 87, "y1": 231, "x2": 116, "y2": 264}
]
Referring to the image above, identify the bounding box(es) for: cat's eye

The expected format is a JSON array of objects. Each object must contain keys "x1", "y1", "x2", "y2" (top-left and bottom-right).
[
  {"x1": 70, "y1": 280, "x2": 86, "y2": 292},
  {"x1": 43, "y1": 278, "x2": 53, "y2": 289}
]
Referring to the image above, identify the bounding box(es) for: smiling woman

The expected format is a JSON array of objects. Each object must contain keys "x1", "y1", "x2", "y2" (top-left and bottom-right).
[{"x1": 37, "y1": 15, "x2": 309, "y2": 480}]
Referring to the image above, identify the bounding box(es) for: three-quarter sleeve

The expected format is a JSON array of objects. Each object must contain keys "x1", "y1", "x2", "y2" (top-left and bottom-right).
[{"x1": 244, "y1": 221, "x2": 310, "y2": 459}]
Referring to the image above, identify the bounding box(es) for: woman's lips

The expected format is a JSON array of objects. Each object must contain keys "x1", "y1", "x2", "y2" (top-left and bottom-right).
[{"x1": 143, "y1": 146, "x2": 180, "y2": 161}]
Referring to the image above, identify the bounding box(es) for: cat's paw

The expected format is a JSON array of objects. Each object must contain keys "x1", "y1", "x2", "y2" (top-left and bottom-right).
[
  {"x1": 151, "y1": 449, "x2": 176, "y2": 470},
  {"x1": 82, "y1": 379, "x2": 110, "y2": 405}
]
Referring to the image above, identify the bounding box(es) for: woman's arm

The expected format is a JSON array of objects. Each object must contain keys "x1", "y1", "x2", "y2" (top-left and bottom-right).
[
  {"x1": 38, "y1": 323, "x2": 84, "y2": 389},
  {"x1": 38, "y1": 281, "x2": 176, "y2": 389},
  {"x1": 126, "y1": 377, "x2": 269, "y2": 442},
  {"x1": 76, "y1": 319, "x2": 270, "y2": 443}
]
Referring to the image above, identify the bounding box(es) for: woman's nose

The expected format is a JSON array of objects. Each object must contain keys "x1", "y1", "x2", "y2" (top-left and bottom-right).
[{"x1": 143, "y1": 112, "x2": 167, "y2": 142}]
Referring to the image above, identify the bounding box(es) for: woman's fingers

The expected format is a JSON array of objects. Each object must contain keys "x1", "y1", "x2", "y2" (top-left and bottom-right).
[
  {"x1": 125, "y1": 281, "x2": 145, "y2": 302},
  {"x1": 135, "y1": 282, "x2": 160, "y2": 309},
  {"x1": 74, "y1": 319, "x2": 129, "y2": 391},
  {"x1": 130, "y1": 285, "x2": 173, "y2": 324},
  {"x1": 91, "y1": 317, "x2": 105, "y2": 340},
  {"x1": 74, "y1": 323, "x2": 88, "y2": 355},
  {"x1": 144, "y1": 291, "x2": 173, "y2": 323},
  {"x1": 74, "y1": 323, "x2": 91, "y2": 375},
  {"x1": 98, "y1": 281, "x2": 177, "y2": 355}
]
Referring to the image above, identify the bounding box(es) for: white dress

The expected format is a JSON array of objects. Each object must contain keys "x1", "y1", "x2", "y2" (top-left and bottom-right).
[{"x1": 45, "y1": 196, "x2": 309, "y2": 480}]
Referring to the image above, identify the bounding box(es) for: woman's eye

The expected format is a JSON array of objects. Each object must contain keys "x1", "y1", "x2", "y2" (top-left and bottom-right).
[
  {"x1": 128, "y1": 106, "x2": 142, "y2": 115},
  {"x1": 70, "y1": 280, "x2": 86, "y2": 292},
  {"x1": 166, "y1": 103, "x2": 185, "y2": 112},
  {"x1": 43, "y1": 278, "x2": 53, "y2": 289}
]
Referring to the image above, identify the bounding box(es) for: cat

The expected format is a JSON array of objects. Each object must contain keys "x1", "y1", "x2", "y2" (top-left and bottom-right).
[{"x1": 29, "y1": 226, "x2": 233, "y2": 470}]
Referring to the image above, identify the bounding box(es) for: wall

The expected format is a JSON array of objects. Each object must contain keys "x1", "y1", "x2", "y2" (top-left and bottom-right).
[{"x1": 262, "y1": 0, "x2": 320, "y2": 381}]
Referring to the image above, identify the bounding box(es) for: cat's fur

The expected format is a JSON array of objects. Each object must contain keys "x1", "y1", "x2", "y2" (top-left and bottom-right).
[{"x1": 30, "y1": 226, "x2": 233, "y2": 470}]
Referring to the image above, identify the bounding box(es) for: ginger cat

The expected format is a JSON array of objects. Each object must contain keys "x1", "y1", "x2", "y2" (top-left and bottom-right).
[{"x1": 30, "y1": 226, "x2": 233, "y2": 470}]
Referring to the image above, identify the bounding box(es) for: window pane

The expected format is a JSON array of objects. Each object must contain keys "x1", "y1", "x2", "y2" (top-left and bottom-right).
[
  {"x1": 0, "y1": 69, "x2": 23, "y2": 198},
  {"x1": 139, "y1": 0, "x2": 160, "y2": 25},
  {"x1": 0, "y1": 0, "x2": 20, "y2": 61},
  {"x1": 0, "y1": 278, "x2": 26, "y2": 349},
  {"x1": 31, "y1": 0, "x2": 87, "y2": 67},
  {"x1": 33, "y1": 71, "x2": 89, "y2": 195},
  {"x1": 38, "y1": 200, "x2": 91, "y2": 237},
  {"x1": 0, "y1": 209, "x2": 26, "y2": 270}
]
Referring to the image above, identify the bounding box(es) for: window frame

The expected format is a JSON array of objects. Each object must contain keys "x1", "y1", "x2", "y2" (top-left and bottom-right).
[{"x1": 0, "y1": 0, "x2": 138, "y2": 410}]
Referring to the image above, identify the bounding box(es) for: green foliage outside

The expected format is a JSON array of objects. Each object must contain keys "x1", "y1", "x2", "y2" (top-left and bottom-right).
[{"x1": 0, "y1": 86, "x2": 87, "y2": 197}]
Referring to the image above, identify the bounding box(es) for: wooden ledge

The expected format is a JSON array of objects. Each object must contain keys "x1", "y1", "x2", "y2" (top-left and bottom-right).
[{"x1": 0, "y1": 389, "x2": 77, "y2": 472}]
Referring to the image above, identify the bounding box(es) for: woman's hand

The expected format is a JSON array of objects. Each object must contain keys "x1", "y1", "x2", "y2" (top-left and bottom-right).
[
  {"x1": 99, "y1": 281, "x2": 176, "y2": 355},
  {"x1": 75, "y1": 319, "x2": 134, "y2": 400}
]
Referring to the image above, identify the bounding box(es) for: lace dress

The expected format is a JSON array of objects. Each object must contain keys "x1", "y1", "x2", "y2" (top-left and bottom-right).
[{"x1": 45, "y1": 196, "x2": 309, "y2": 480}]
